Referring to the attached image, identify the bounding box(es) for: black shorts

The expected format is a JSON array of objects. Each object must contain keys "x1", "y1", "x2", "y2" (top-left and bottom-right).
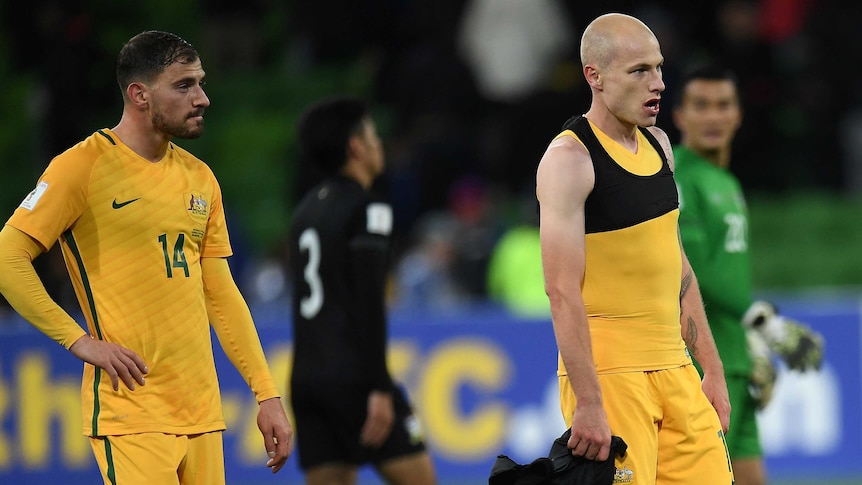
[{"x1": 290, "y1": 381, "x2": 427, "y2": 470}]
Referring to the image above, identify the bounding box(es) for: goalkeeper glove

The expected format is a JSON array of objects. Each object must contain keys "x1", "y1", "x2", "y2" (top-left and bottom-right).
[
  {"x1": 746, "y1": 329, "x2": 777, "y2": 409},
  {"x1": 742, "y1": 300, "x2": 825, "y2": 372}
]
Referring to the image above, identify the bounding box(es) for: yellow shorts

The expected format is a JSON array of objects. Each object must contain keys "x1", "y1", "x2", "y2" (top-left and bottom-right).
[
  {"x1": 89, "y1": 431, "x2": 225, "y2": 485},
  {"x1": 559, "y1": 364, "x2": 734, "y2": 484}
]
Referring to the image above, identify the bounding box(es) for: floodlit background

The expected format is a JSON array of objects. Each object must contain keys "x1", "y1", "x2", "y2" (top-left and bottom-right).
[{"x1": 2, "y1": 1, "x2": 862, "y2": 484}]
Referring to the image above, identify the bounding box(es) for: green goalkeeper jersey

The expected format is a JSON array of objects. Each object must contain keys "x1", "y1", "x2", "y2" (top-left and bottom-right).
[{"x1": 674, "y1": 145, "x2": 752, "y2": 376}]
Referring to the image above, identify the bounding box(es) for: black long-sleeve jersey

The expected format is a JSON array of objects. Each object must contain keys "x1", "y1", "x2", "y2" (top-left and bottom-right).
[{"x1": 288, "y1": 175, "x2": 394, "y2": 392}]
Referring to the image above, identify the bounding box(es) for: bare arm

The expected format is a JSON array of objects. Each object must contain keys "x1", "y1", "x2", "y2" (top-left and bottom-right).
[
  {"x1": 651, "y1": 126, "x2": 730, "y2": 432},
  {"x1": 537, "y1": 135, "x2": 611, "y2": 461},
  {"x1": 678, "y1": 253, "x2": 723, "y2": 376},
  {"x1": 679, "y1": 247, "x2": 731, "y2": 432}
]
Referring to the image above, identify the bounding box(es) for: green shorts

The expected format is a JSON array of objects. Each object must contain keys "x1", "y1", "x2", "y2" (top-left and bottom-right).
[{"x1": 725, "y1": 373, "x2": 763, "y2": 459}]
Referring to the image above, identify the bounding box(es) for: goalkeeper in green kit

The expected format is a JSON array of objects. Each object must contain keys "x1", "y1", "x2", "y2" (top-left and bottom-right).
[{"x1": 672, "y1": 63, "x2": 824, "y2": 485}]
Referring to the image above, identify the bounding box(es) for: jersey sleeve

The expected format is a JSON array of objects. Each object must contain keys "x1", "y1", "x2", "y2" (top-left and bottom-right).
[
  {"x1": 7, "y1": 150, "x2": 92, "y2": 249},
  {"x1": 200, "y1": 169, "x2": 232, "y2": 258},
  {"x1": 348, "y1": 198, "x2": 394, "y2": 392},
  {"x1": 202, "y1": 257, "x2": 279, "y2": 402},
  {"x1": 677, "y1": 177, "x2": 710, "y2": 273},
  {"x1": 0, "y1": 225, "x2": 87, "y2": 348}
]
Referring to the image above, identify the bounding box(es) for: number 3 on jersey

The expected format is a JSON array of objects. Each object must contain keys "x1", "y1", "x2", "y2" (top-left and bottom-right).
[{"x1": 299, "y1": 228, "x2": 324, "y2": 318}]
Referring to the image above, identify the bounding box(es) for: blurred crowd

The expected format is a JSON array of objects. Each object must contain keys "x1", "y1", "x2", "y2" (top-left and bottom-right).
[
  {"x1": 292, "y1": 0, "x2": 860, "y2": 316},
  {"x1": 2, "y1": 0, "x2": 860, "y2": 322}
]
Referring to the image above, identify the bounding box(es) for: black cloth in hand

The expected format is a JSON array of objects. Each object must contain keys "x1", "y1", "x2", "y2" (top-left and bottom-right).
[{"x1": 489, "y1": 428, "x2": 627, "y2": 485}]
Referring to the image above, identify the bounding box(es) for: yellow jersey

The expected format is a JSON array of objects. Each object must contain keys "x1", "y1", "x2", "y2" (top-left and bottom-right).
[
  {"x1": 555, "y1": 117, "x2": 691, "y2": 374},
  {"x1": 8, "y1": 129, "x2": 233, "y2": 436}
]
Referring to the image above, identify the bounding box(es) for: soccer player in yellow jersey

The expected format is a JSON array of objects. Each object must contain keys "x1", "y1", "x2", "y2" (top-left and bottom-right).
[
  {"x1": 0, "y1": 31, "x2": 293, "y2": 484},
  {"x1": 536, "y1": 14, "x2": 734, "y2": 484}
]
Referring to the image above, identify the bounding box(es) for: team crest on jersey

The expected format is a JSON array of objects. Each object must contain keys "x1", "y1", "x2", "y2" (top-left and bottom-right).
[
  {"x1": 613, "y1": 466, "x2": 634, "y2": 483},
  {"x1": 185, "y1": 192, "x2": 209, "y2": 222}
]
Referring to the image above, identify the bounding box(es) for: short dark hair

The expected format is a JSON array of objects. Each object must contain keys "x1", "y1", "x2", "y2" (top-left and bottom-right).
[
  {"x1": 673, "y1": 61, "x2": 739, "y2": 107},
  {"x1": 116, "y1": 31, "x2": 199, "y2": 99},
  {"x1": 296, "y1": 96, "x2": 369, "y2": 175}
]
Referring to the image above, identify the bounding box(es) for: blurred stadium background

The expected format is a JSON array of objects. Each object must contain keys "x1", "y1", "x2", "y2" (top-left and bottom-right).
[{"x1": 2, "y1": 1, "x2": 862, "y2": 484}]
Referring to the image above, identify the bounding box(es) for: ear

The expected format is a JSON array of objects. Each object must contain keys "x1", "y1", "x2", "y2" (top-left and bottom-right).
[
  {"x1": 584, "y1": 65, "x2": 602, "y2": 89},
  {"x1": 126, "y1": 82, "x2": 149, "y2": 109},
  {"x1": 347, "y1": 133, "x2": 364, "y2": 159}
]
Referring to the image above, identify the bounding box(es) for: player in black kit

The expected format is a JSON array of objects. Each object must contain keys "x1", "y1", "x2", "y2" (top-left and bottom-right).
[{"x1": 287, "y1": 96, "x2": 436, "y2": 485}]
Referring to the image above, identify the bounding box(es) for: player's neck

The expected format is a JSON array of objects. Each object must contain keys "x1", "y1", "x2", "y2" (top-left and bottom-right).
[
  {"x1": 340, "y1": 162, "x2": 373, "y2": 190},
  {"x1": 688, "y1": 145, "x2": 730, "y2": 169},
  {"x1": 112, "y1": 113, "x2": 172, "y2": 163},
  {"x1": 584, "y1": 110, "x2": 639, "y2": 153}
]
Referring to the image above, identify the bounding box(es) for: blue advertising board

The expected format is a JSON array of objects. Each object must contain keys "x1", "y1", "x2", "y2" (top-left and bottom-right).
[{"x1": 0, "y1": 298, "x2": 859, "y2": 484}]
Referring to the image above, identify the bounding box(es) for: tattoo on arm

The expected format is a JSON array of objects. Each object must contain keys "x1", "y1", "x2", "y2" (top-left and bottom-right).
[
  {"x1": 680, "y1": 270, "x2": 697, "y2": 354},
  {"x1": 680, "y1": 270, "x2": 692, "y2": 300},
  {"x1": 685, "y1": 315, "x2": 698, "y2": 355}
]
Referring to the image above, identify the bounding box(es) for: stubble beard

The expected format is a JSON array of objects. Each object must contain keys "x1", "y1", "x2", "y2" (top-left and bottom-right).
[{"x1": 153, "y1": 111, "x2": 205, "y2": 140}]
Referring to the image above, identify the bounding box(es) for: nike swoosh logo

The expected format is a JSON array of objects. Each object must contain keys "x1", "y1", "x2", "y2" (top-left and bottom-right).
[{"x1": 112, "y1": 197, "x2": 141, "y2": 209}]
